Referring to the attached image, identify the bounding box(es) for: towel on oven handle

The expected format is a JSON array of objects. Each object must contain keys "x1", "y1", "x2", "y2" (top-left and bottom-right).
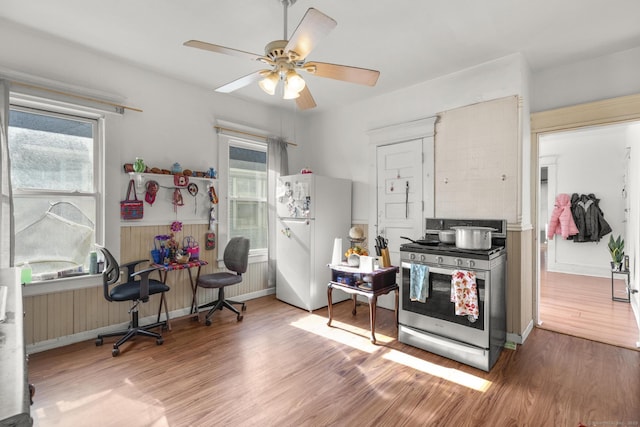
[
  {"x1": 410, "y1": 264, "x2": 429, "y2": 302},
  {"x1": 450, "y1": 270, "x2": 479, "y2": 320}
]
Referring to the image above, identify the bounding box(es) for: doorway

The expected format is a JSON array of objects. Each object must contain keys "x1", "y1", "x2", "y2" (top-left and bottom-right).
[{"x1": 536, "y1": 122, "x2": 639, "y2": 349}]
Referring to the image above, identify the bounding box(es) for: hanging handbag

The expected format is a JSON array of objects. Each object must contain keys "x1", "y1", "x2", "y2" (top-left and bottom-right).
[{"x1": 120, "y1": 179, "x2": 144, "y2": 220}]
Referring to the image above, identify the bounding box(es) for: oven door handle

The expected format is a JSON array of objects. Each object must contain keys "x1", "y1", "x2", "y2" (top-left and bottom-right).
[{"x1": 401, "y1": 262, "x2": 487, "y2": 281}]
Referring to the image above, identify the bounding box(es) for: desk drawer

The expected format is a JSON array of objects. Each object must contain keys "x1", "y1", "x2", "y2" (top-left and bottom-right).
[{"x1": 330, "y1": 266, "x2": 398, "y2": 291}]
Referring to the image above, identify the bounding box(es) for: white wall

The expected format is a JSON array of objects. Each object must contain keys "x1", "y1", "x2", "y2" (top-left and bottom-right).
[
  {"x1": 0, "y1": 20, "x2": 296, "y2": 257},
  {"x1": 297, "y1": 53, "x2": 531, "y2": 224},
  {"x1": 540, "y1": 124, "x2": 628, "y2": 277},
  {"x1": 531, "y1": 46, "x2": 640, "y2": 112}
]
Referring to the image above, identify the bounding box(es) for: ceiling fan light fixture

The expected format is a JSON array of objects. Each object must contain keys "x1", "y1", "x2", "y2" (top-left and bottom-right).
[
  {"x1": 259, "y1": 71, "x2": 279, "y2": 95},
  {"x1": 285, "y1": 69, "x2": 306, "y2": 93},
  {"x1": 282, "y1": 80, "x2": 301, "y2": 99}
]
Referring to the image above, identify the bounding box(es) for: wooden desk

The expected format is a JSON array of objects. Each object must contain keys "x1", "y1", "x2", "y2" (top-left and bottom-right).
[
  {"x1": 151, "y1": 260, "x2": 208, "y2": 329},
  {"x1": 327, "y1": 265, "x2": 399, "y2": 344}
]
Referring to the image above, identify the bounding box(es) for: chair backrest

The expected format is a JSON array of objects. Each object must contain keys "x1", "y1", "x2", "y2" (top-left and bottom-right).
[
  {"x1": 98, "y1": 247, "x2": 120, "y2": 302},
  {"x1": 223, "y1": 237, "x2": 250, "y2": 275}
]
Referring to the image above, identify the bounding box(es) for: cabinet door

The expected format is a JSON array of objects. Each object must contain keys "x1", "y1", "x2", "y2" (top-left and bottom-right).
[{"x1": 435, "y1": 96, "x2": 518, "y2": 221}]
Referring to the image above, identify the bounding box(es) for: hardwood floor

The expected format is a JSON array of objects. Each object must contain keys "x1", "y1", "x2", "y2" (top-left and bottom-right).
[
  {"x1": 539, "y1": 245, "x2": 639, "y2": 350},
  {"x1": 29, "y1": 295, "x2": 640, "y2": 427}
]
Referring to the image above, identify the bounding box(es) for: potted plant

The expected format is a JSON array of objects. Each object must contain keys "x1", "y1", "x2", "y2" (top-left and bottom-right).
[{"x1": 608, "y1": 235, "x2": 625, "y2": 271}]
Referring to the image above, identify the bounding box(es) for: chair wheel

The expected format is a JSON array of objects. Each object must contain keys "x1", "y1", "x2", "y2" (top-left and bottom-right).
[
  {"x1": 205, "y1": 319, "x2": 212, "y2": 326},
  {"x1": 156, "y1": 338, "x2": 164, "y2": 345},
  {"x1": 191, "y1": 315, "x2": 199, "y2": 321},
  {"x1": 237, "y1": 314, "x2": 243, "y2": 321},
  {"x1": 242, "y1": 305, "x2": 247, "y2": 312},
  {"x1": 112, "y1": 348, "x2": 120, "y2": 357},
  {"x1": 95, "y1": 338, "x2": 103, "y2": 346}
]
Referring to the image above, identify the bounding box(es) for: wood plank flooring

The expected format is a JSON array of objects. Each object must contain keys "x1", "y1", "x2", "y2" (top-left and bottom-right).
[
  {"x1": 539, "y1": 245, "x2": 639, "y2": 350},
  {"x1": 28, "y1": 295, "x2": 640, "y2": 427}
]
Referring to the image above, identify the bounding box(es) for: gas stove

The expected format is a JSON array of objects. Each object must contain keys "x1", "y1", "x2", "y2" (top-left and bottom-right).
[
  {"x1": 397, "y1": 217, "x2": 508, "y2": 371},
  {"x1": 400, "y1": 218, "x2": 507, "y2": 260}
]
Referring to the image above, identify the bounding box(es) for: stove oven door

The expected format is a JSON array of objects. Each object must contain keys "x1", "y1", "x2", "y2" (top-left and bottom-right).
[{"x1": 399, "y1": 262, "x2": 490, "y2": 349}]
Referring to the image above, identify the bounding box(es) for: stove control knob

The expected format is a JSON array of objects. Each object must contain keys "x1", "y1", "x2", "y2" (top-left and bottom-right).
[
  {"x1": 420, "y1": 255, "x2": 426, "y2": 262},
  {"x1": 436, "y1": 256, "x2": 443, "y2": 264},
  {"x1": 456, "y1": 258, "x2": 463, "y2": 266},
  {"x1": 468, "y1": 260, "x2": 475, "y2": 268}
]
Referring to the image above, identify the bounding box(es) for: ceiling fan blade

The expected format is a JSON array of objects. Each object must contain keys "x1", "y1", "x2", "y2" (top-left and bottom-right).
[
  {"x1": 296, "y1": 86, "x2": 317, "y2": 110},
  {"x1": 215, "y1": 71, "x2": 265, "y2": 93},
  {"x1": 305, "y1": 62, "x2": 380, "y2": 86},
  {"x1": 285, "y1": 8, "x2": 337, "y2": 60},
  {"x1": 184, "y1": 40, "x2": 262, "y2": 61}
]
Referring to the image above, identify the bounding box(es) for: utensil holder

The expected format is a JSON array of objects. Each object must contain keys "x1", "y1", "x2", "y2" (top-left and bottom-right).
[{"x1": 380, "y1": 248, "x2": 391, "y2": 267}]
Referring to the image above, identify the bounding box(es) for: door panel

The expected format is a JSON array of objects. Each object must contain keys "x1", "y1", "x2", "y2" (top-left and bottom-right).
[
  {"x1": 276, "y1": 218, "x2": 312, "y2": 309},
  {"x1": 377, "y1": 139, "x2": 424, "y2": 267}
]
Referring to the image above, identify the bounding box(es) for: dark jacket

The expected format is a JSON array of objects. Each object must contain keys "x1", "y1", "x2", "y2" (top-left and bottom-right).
[{"x1": 570, "y1": 193, "x2": 612, "y2": 242}]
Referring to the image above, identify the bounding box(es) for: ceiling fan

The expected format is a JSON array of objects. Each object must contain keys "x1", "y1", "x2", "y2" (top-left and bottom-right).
[{"x1": 183, "y1": 0, "x2": 380, "y2": 110}]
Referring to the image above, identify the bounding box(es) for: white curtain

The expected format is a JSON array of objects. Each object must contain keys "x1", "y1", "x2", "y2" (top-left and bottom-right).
[
  {"x1": 0, "y1": 79, "x2": 13, "y2": 268},
  {"x1": 267, "y1": 137, "x2": 288, "y2": 287}
]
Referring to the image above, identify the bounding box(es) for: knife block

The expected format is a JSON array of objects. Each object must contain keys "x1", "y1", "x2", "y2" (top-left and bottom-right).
[{"x1": 380, "y1": 248, "x2": 391, "y2": 268}]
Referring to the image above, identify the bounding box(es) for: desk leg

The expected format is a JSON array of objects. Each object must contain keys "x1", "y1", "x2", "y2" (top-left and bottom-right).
[
  {"x1": 187, "y1": 267, "x2": 201, "y2": 314},
  {"x1": 327, "y1": 284, "x2": 333, "y2": 326},
  {"x1": 159, "y1": 293, "x2": 171, "y2": 331},
  {"x1": 156, "y1": 270, "x2": 172, "y2": 331},
  {"x1": 369, "y1": 294, "x2": 377, "y2": 344},
  {"x1": 351, "y1": 295, "x2": 357, "y2": 315}
]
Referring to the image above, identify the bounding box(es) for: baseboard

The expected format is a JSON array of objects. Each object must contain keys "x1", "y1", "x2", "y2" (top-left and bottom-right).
[
  {"x1": 26, "y1": 287, "x2": 276, "y2": 354},
  {"x1": 545, "y1": 263, "x2": 610, "y2": 279},
  {"x1": 506, "y1": 319, "x2": 534, "y2": 345}
]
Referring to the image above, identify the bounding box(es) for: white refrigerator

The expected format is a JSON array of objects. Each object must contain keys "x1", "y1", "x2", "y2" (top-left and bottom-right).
[{"x1": 276, "y1": 174, "x2": 352, "y2": 311}]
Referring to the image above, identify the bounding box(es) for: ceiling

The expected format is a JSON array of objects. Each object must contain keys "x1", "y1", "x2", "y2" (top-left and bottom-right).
[{"x1": 2, "y1": 0, "x2": 639, "y2": 113}]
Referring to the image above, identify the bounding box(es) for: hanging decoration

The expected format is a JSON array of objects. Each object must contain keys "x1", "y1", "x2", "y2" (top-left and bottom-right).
[
  {"x1": 208, "y1": 185, "x2": 219, "y2": 204},
  {"x1": 187, "y1": 183, "x2": 199, "y2": 213},
  {"x1": 145, "y1": 180, "x2": 159, "y2": 205},
  {"x1": 172, "y1": 189, "x2": 184, "y2": 212}
]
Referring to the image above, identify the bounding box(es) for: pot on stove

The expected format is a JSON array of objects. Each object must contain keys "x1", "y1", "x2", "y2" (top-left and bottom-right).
[{"x1": 451, "y1": 226, "x2": 495, "y2": 250}]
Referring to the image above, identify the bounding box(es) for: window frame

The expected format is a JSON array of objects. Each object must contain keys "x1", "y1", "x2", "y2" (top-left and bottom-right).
[
  {"x1": 217, "y1": 133, "x2": 268, "y2": 265},
  {"x1": 8, "y1": 95, "x2": 105, "y2": 295}
]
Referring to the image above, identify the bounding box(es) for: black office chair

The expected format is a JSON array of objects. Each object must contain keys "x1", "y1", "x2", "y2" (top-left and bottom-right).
[
  {"x1": 95, "y1": 247, "x2": 170, "y2": 356},
  {"x1": 195, "y1": 237, "x2": 249, "y2": 326}
]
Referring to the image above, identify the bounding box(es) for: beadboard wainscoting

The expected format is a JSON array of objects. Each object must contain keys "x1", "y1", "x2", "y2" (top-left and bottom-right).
[{"x1": 23, "y1": 224, "x2": 270, "y2": 351}]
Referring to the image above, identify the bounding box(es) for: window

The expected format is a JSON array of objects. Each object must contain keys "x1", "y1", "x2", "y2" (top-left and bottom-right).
[
  {"x1": 228, "y1": 141, "x2": 268, "y2": 251},
  {"x1": 8, "y1": 104, "x2": 102, "y2": 279}
]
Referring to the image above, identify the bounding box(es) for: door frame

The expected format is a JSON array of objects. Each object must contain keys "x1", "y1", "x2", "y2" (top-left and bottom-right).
[
  {"x1": 367, "y1": 116, "x2": 437, "y2": 241},
  {"x1": 530, "y1": 93, "x2": 640, "y2": 330}
]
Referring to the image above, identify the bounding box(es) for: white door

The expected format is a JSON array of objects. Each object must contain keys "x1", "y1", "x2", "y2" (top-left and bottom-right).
[
  {"x1": 376, "y1": 139, "x2": 424, "y2": 267},
  {"x1": 276, "y1": 218, "x2": 312, "y2": 310}
]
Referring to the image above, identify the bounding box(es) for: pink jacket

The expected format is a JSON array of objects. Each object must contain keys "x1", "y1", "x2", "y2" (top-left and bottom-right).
[{"x1": 547, "y1": 193, "x2": 579, "y2": 239}]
